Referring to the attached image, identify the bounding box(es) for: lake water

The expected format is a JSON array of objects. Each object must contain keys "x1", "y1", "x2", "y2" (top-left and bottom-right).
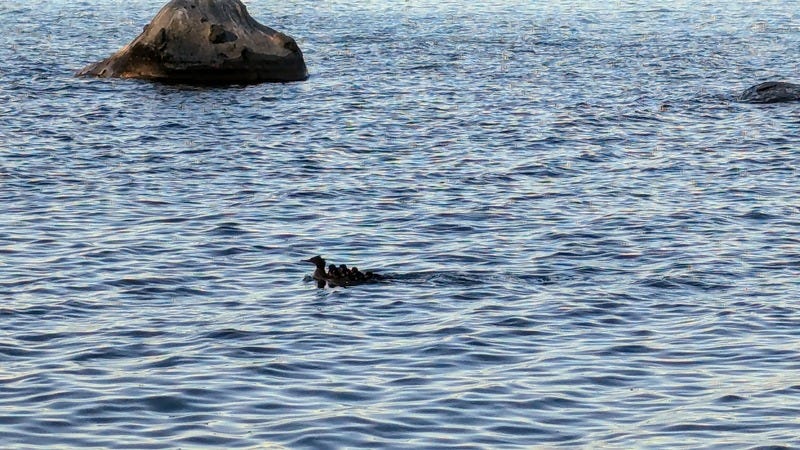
[{"x1": 2, "y1": 0, "x2": 800, "y2": 448}]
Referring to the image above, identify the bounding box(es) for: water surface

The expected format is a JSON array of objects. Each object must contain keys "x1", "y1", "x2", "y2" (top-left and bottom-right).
[{"x1": 2, "y1": 0, "x2": 800, "y2": 448}]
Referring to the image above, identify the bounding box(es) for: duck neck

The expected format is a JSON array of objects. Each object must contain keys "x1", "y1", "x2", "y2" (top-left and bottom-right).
[{"x1": 314, "y1": 262, "x2": 327, "y2": 279}]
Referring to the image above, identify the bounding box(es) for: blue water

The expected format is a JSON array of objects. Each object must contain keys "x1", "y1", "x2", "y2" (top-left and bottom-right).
[{"x1": 3, "y1": 0, "x2": 800, "y2": 448}]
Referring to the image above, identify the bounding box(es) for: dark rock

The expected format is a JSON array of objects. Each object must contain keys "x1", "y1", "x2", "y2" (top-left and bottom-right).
[
  {"x1": 77, "y1": 0, "x2": 307, "y2": 84},
  {"x1": 738, "y1": 81, "x2": 800, "y2": 103}
]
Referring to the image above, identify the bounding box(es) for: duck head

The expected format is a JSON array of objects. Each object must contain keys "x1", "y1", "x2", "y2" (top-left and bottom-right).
[{"x1": 304, "y1": 255, "x2": 326, "y2": 270}]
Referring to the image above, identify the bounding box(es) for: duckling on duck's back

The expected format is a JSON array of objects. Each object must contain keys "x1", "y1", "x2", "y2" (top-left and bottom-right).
[
  {"x1": 303, "y1": 255, "x2": 384, "y2": 288},
  {"x1": 328, "y1": 264, "x2": 340, "y2": 278}
]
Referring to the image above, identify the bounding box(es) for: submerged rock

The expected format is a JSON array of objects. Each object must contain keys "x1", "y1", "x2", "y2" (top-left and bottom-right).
[
  {"x1": 738, "y1": 81, "x2": 800, "y2": 103},
  {"x1": 77, "y1": 0, "x2": 307, "y2": 84}
]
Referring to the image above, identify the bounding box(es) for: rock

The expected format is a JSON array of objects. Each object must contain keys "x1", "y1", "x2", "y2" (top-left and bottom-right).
[
  {"x1": 77, "y1": 0, "x2": 307, "y2": 84},
  {"x1": 738, "y1": 81, "x2": 800, "y2": 103}
]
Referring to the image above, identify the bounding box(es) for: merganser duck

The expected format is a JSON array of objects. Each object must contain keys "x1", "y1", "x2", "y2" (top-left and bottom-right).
[{"x1": 304, "y1": 255, "x2": 383, "y2": 288}]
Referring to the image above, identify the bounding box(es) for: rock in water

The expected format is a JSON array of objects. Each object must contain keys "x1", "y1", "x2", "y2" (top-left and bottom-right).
[
  {"x1": 77, "y1": 0, "x2": 308, "y2": 84},
  {"x1": 738, "y1": 81, "x2": 800, "y2": 103}
]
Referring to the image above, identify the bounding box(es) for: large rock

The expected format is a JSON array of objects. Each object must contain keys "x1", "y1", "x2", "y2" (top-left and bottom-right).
[
  {"x1": 738, "y1": 81, "x2": 800, "y2": 103},
  {"x1": 77, "y1": 0, "x2": 307, "y2": 84}
]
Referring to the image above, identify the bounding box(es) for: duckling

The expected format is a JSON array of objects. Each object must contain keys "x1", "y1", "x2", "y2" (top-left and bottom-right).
[{"x1": 327, "y1": 263, "x2": 340, "y2": 278}]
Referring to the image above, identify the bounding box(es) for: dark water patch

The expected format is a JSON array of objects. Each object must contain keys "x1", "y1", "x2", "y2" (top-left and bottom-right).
[
  {"x1": 140, "y1": 355, "x2": 195, "y2": 369},
  {"x1": 385, "y1": 270, "x2": 574, "y2": 288},
  {"x1": 637, "y1": 275, "x2": 733, "y2": 292},
  {"x1": 121, "y1": 285, "x2": 210, "y2": 297},
  {"x1": 0, "y1": 306, "x2": 50, "y2": 318},
  {"x1": 206, "y1": 222, "x2": 249, "y2": 236},
  {"x1": 659, "y1": 422, "x2": 765, "y2": 433},
  {"x1": 486, "y1": 423, "x2": 553, "y2": 437},
  {"x1": 14, "y1": 331, "x2": 79, "y2": 343},
  {"x1": 71, "y1": 343, "x2": 159, "y2": 362},
  {"x1": 717, "y1": 394, "x2": 747, "y2": 403},
  {"x1": 465, "y1": 351, "x2": 522, "y2": 365},
  {"x1": 0, "y1": 343, "x2": 48, "y2": 358},
  {"x1": 252, "y1": 362, "x2": 329, "y2": 380},
  {"x1": 491, "y1": 317, "x2": 539, "y2": 328},
  {"x1": 583, "y1": 375, "x2": 639, "y2": 388},
  {"x1": 604, "y1": 344, "x2": 659, "y2": 355},
  {"x1": 106, "y1": 276, "x2": 187, "y2": 288},
  {"x1": 742, "y1": 209, "x2": 780, "y2": 221},
  {"x1": 202, "y1": 328, "x2": 261, "y2": 341},
  {"x1": 285, "y1": 387, "x2": 377, "y2": 403},
  {"x1": 208, "y1": 246, "x2": 251, "y2": 257},
  {"x1": 141, "y1": 394, "x2": 191, "y2": 413},
  {"x1": 388, "y1": 376, "x2": 430, "y2": 387},
  {"x1": 117, "y1": 329, "x2": 168, "y2": 339}
]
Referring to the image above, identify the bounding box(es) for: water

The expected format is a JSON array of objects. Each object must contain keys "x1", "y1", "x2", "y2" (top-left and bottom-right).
[{"x1": 2, "y1": 0, "x2": 800, "y2": 447}]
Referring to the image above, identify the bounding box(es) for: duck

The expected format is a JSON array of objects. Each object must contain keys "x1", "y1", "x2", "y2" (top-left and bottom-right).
[{"x1": 304, "y1": 255, "x2": 383, "y2": 288}]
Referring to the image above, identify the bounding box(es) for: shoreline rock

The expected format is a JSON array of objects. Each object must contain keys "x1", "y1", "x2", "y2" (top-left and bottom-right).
[{"x1": 77, "y1": 0, "x2": 308, "y2": 84}]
